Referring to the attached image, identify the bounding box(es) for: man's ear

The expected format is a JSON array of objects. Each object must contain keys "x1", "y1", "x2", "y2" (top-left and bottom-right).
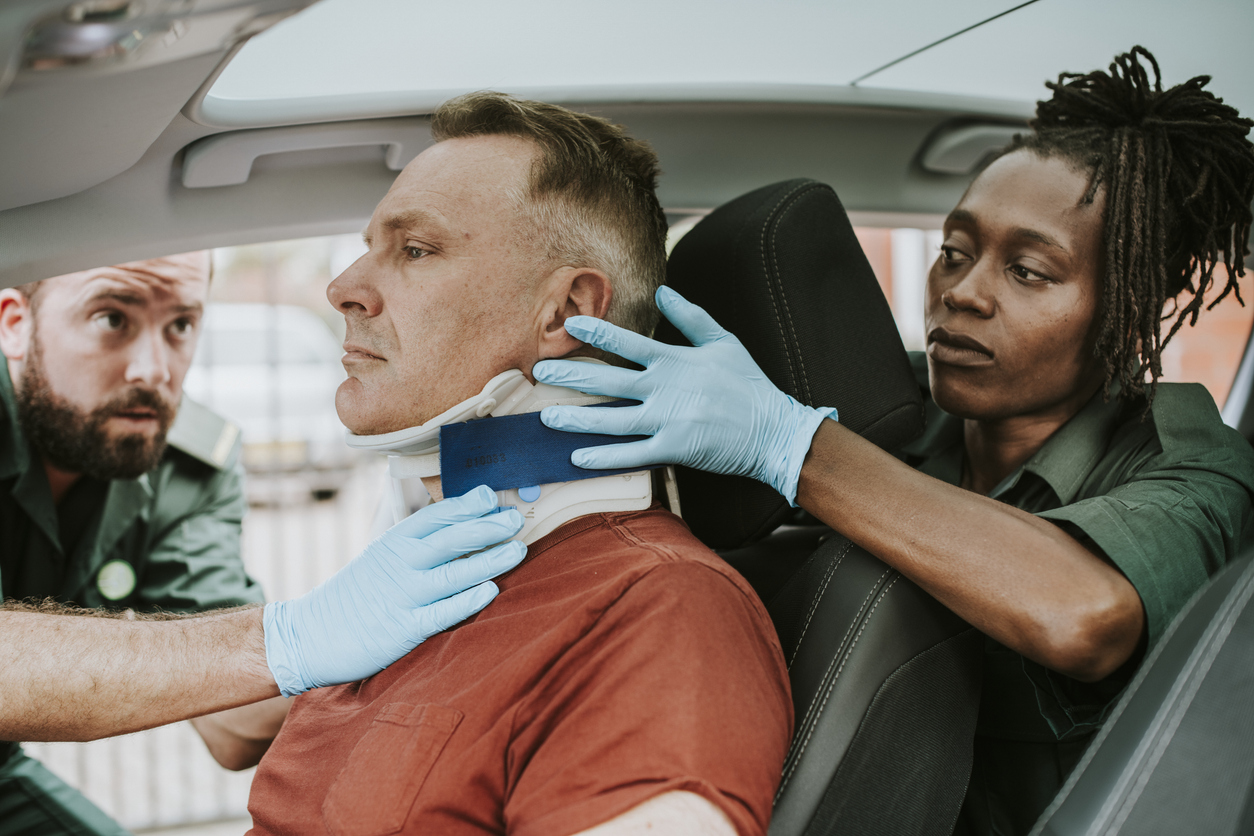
[
  {"x1": 0, "y1": 289, "x2": 34, "y2": 365},
  {"x1": 536, "y1": 266, "x2": 613, "y2": 360}
]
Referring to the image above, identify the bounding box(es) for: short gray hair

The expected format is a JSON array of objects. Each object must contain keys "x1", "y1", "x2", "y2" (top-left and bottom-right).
[{"x1": 432, "y1": 92, "x2": 668, "y2": 338}]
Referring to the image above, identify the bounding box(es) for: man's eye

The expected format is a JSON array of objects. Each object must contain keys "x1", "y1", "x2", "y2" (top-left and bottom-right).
[
  {"x1": 94, "y1": 311, "x2": 126, "y2": 332},
  {"x1": 940, "y1": 245, "x2": 970, "y2": 264},
  {"x1": 405, "y1": 245, "x2": 429, "y2": 260},
  {"x1": 169, "y1": 318, "x2": 194, "y2": 337}
]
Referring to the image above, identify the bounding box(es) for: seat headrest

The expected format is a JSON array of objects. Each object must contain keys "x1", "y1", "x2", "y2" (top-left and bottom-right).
[{"x1": 658, "y1": 179, "x2": 924, "y2": 549}]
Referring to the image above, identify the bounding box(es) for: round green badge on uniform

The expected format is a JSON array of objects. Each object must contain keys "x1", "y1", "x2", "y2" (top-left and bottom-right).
[{"x1": 97, "y1": 559, "x2": 137, "y2": 601}]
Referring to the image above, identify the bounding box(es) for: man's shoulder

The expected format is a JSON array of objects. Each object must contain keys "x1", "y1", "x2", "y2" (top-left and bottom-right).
[
  {"x1": 144, "y1": 399, "x2": 246, "y2": 520},
  {"x1": 539, "y1": 506, "x2": 770, "y2": 618},
  {"x1": 165, "y1": 397, "x2": 242, "y2": 471}
]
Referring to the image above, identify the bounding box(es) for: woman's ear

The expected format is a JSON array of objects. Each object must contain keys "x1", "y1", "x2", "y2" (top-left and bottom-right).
[{"x1": 536, "y1": 266, "x2": 613, "y2": 360}]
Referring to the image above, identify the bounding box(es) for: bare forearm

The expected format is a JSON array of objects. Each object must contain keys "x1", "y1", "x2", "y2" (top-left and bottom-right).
[
  {"x1": 0, "y1": 605, "x2": 278, "y2": 742},
  {"x1": 797, "y1": 420, "x2": 1144, "y2": 680},
  {"x1": 191, "y1": 696, "x2": 290, "y2": 770}
]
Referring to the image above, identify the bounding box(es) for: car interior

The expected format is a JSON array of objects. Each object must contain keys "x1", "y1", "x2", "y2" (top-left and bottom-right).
[
  {"x1": 2, "y1": 1, "x2": 1253, "y2": 834},
  {"x1": 665, "y1": 178, "x2": 983, "y2": 836}
]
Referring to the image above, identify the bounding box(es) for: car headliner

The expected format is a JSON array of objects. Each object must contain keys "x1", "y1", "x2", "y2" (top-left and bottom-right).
[
  {"x1": 206, "y1": 0, "x2": 1254, "y2": 128},
  {"x1": 1, "y1": 0, "x2": 1251, "y2": 288}
]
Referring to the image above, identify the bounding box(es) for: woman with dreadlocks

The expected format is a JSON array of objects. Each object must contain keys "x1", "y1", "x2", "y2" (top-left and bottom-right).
[{"x1": 534, "y1": 47, "x2": 1254, "y2": 835}]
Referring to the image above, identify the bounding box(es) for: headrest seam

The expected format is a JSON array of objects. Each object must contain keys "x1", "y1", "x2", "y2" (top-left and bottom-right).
[
  {"x1": 761, "y1": 181, "x2": 831, "y2": 406},
  {"x1": 758, "y1": 182, "x2": 809, "y2": 401}
]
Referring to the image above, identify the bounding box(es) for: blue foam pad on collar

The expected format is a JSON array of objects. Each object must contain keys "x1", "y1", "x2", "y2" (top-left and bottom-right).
[{"x1": 438, "y1": 400, "x2": 656, "y2": 497}]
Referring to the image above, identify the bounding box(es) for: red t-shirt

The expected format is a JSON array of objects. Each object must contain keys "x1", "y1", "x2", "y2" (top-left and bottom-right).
[{"x1": 247, "y1": 506, "x2": 793, "y2": 836}]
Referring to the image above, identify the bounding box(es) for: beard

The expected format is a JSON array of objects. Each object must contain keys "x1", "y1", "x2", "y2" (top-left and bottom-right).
[{"x1": 15, "y1": 340, "x2": 178, "y2": 481}]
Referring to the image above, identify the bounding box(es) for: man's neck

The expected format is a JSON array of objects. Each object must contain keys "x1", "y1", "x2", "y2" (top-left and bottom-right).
[
  {"x1": 419, "y1": 470, "x2": 654, "y2": 546},
  {"x1": 42, "y1": 459, "x2": 82, "y2": 505},
  {"x1": 421, "y1": 476, "x2": 445, "y2": 503}
]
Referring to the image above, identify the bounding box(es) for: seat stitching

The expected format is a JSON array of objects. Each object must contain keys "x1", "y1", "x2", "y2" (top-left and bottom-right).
[
  {"x1": 757, "y1": 182, "x2": 816, "y2": 398},
  {"x1": 757, "y1": 186, "x2": 800, "y2": 374},
  {"x1": 788, "y1": 541, "x2": 852, "y2": 668},
  {"x1": 763, "y1": 182, "x2": 827, "y2": 405},
  {"x1": 788, "y1": 567, "x2": 890, "y2": 739},
  {"x1": 777, "y1": 573, "x2": 898, "y2": 797},
  {"x1": 776, "y1": 573, "x2": 899, "y2": 799}
]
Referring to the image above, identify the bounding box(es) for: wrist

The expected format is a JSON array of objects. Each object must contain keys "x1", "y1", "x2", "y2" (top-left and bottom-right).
[
  {"x1": 262, "y1": 601, "x2": 310, "y2": 698},
  {"x1": 772, "y1": 401, "x2": 837, "y2": 506}
]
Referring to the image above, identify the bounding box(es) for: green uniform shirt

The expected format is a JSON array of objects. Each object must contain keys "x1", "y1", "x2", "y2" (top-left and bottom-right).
[
  {"x1": 901, "y1": 354, "x2": 1254, "y2": 836},
  {"x1": 0, "y1": 363, "x2": 264, "y2": 612}
]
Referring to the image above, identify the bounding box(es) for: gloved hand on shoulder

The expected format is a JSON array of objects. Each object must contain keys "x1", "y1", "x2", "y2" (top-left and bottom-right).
[
  {"x1": 263, "y1": 485, "x2": 525, "y2": 697},
  {"x1": 534, "y1": 286, "x2": 836, "y2": 506}
]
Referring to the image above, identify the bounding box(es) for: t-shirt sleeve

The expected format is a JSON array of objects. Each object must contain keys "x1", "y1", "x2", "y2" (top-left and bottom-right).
[
  {"x1": 503, "y1": 561, "x2": 793, "y2": 836},
  {"x1": 1037, "y1": 395, "x2": 1254, "y2": 647},
  {"x1": 137, "y1": 456, "x2": 265, "y2": 612}
]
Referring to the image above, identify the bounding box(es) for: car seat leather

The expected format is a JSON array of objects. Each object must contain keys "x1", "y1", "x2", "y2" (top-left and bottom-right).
[
  {"x1": 658, "y1": 178, "x2": 923, "y2": 549},
  {"x1": 662, "y1": 179, "x2": 983, "y2": 836}
]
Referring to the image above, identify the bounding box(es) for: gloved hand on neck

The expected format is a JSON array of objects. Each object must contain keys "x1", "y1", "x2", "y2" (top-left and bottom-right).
[
  {"x1": 263, "y1": 485, "x2": 525, "y2": 697},
  {"x1": 534, "y1": 286, "x2": 837, "y2": 506}
]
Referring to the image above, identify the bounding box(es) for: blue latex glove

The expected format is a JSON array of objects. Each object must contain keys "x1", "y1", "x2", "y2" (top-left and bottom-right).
[
  {"x1": 263, "y1": 485, "x2": 525, "y2": 697},
  {"x1": 534, "y1": 286, "x2": 836, "y2": 506}
]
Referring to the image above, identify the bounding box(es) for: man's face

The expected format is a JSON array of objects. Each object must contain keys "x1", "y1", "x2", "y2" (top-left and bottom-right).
[
  {"x1": 1, "y1": 254, "x2": 209, "y2": 479},
  {"x1": 329, "y1": 135, "x2": 550, "y2": 435}
]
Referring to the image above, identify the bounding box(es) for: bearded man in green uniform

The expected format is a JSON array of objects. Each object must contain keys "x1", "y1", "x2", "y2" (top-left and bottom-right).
[{"x1": 0, "y1": 251, "x2": 267, "y2": 835}]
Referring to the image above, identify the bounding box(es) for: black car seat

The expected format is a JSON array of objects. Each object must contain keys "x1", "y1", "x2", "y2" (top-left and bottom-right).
[
  {"x1": 659, "y1": 179, "x2": 984, "y2": 836},
  {"x1": 1029, "y1": 551, "x2": 1254, "y2": 836}
]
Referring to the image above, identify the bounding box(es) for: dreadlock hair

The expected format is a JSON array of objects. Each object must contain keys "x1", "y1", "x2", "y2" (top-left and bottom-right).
[{"x1": 1004, "y1": 46, "x2": 1254, "y2": 402}]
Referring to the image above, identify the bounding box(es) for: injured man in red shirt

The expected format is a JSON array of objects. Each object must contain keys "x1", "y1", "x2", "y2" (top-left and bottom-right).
[{"x1": 242, "y1": 92, "x2": 793, "y2": 836}]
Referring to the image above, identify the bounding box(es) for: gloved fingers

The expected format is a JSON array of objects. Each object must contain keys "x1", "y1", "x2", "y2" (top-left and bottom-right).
[
  {"x1": 570, "y1": 437, "x2": 664, "y2": 471},
  {"x1": 411, "y1": 540, "x2": 526, "y2": 606},
  {"x1": 532, "y1": 359, "x2": 644, "y2": 399},
  {"x1": 406, "y1": 509, "x2": 525, "y2": 570},
  {"x1": 394, "y1": 484, "x2": 500, "y2": 540},
  {"x1": 562, "y1": 316, "x2": 670, "y2": 367},
  {"x1": 541, "y1": 403, "x2": 651, "y2": 437},
  {"x1": 412, "y1": 581, "x2": 501, "y2": 641},
  {"x1": 655, "y1": 286, "x2": 733, "y2": 347}
]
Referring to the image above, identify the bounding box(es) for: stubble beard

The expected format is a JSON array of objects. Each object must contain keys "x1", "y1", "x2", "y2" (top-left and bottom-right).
[{"x1": 15, "y1": 335, "x2": 178, "y2": 481}]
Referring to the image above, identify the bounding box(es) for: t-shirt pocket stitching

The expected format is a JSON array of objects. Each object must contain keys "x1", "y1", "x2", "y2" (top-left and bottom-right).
[{"x1": 322, "y1": 703, "x2": 463, "y2": 836}]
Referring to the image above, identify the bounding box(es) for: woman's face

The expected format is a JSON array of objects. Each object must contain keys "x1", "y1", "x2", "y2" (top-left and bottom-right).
[{"x1": 924, "y1": 149, "x2": 1106, "y2": 422}]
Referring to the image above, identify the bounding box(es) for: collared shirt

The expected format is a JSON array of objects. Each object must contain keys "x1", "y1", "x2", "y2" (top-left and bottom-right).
[
  {"x1": 0, "y1": 362, "x2": 263, "y2": 612},
  {"x1": 901, "y1": 354, "x2": 1254, "y2": 835},
  {"x1": 247, "y1": 506, "x2": 791, "y2": 836}
]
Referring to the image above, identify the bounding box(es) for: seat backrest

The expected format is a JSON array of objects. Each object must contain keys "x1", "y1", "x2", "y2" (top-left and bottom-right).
[
  {"x1": 659, "y1": 179, "x2": 923, "y2": 549},
  {"x1": 765, "y1": 536, "x2": 982, "y2": 836},
  {"x1": 1030, "y1": 553, "x2": 1254, "y2": 836},
  {"x1": 664, "y1": 180, "x2": 983, "y2": 836}
]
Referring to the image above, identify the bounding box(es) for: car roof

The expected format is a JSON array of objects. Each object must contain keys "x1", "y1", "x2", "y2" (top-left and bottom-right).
[
  {"x1": 204, "y1": 0, "x2": 1254, "y2": 128},
  {"x1": 1, "y1": 0, "x2": 1252, "y2": 287}
]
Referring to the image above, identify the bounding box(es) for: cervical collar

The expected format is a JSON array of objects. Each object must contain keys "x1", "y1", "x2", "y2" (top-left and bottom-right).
[{"x1": 346, "y1": 359, "x2": 663, "y2": 544}]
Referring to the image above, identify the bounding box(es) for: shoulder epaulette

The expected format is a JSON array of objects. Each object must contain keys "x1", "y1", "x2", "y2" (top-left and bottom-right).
[{"x1": 167, "y1": 397, "x2": 240, "y2": 470}]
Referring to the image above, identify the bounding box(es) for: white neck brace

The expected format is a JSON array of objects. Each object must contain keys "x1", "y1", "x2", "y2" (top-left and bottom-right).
[{"x1": 346, "y1": 360, "x2": 669, "y2": 545}]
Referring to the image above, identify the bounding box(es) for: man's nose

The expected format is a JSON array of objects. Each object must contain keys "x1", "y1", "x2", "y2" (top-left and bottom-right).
[
  {"x1": 327, "y1": 254, "x2": 382, "y2": 317},
  {"x1": 124, "y1": 327, "x2": 172, "y2": 387},
  {"x1": 942, "y1": 262, "x2": 996, "y2": 318}
]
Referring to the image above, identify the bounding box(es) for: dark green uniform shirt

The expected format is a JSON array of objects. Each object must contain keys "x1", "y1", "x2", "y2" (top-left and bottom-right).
[
  {"x1": 901, "y1": 354, "x2": 1254, "y2": 836},
  {"x1": 0, "y1": 363, "x2": 264, "y2": 612},
  {"x1": 0, "y1": 363, "x2": 265, "y2": 836}
]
